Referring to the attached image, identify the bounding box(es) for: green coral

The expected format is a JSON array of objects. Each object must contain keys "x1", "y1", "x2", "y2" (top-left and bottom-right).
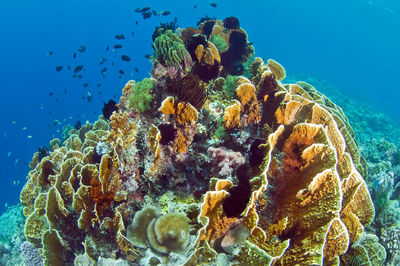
[
  {"x1": 153, "y1": 29, "x2": 189, "y2": 67},
  {"x1": 210, "y1": 34, "x2": 228, "y2": 53},
  {"x1": 222, "y1": 75, "x2": 239, "y2": 99},
  {"x1": 129, "y1": 78, "x2": 155, "y2": 113}
]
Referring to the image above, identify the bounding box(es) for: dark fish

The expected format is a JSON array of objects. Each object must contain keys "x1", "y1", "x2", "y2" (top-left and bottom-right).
[
  {"x1": 135, "y1": 67, "x2": 139, "y2": 72},
  {"x1": 56, "y1": 99, "x2": 59, "y2": 102},
  {"x1": 211, "y1": 3, "x2": 217, "y2": 7},
  {"x1": 113, "y1": 44, "x2": 122, "y2": 49},
  {"x1": 115, "y1": 34, "x2": 125, "y2": 40},
  {"x1": 73, "y1": 65, "x2": 83, "y2": 73},
  {"x1": 152, "y1": 10, "x2": 157, "y2": 16},
  {"x1": 106, "y1": 45, "x2": 110, "y2": 51},
  {"x1": 78, "y1": 45, "x2": 86, "y2": 52},
  {"x1": 136, "y1": 21, "x2": 138, "y2": 25},
  {"x1": 97, "y1": 83, "x2": 101, "y2": 87},
  {"x1": 49, "y1": 92, "x2": 53, "y2": 96},
  {"x1": 73, "y1": 53, "x2": 77, "y2": 59},
  {"x1": 55, "y1": 66, "x2": 63, "y2": 72},
  {"x1": 193, "y1": 5, "x2": 197, "y2": 8},
  {"x1": 119, "y1": 70, "x2": 125, "y2": 75},
  {"x1": 47, "y1": 51, "x2": 53, "y2": 56},
  {"x1": 77, "y1": 74, "x2": 83, "y2": 79},
  {"x1": 141, "y1": 7, "x2": 151, "y2": 12},
  {"x1": 142, "y1": 11, "x2": 152, "y2": 19},
  {"x1": 121, "y1": 55, "x2": 131, "y2": 61},
  {"x1": 131, "y1": 32, "x2": 134, "y2": 36},
  {"x1": 134, "y1": 8, "x2": 141, "y2": 13},
  {"x1": 144, "y1": 54, "x2": 151, "y2": 59},
  {"x1": 83, "y1": 83, "x2": 88, "y2": 87},
  {"x1": 112, "y1": 62, "x2": 115, "y2": 66},
  {"x1": 98, "y1": 91, "x2": 102, "y2": 95},
  {"x1": 102, "y1": 99, "x2": 118, "y2": 119},
  {"x1": 101, "y1": 68, "x2": 107, "y2": 77},
  {"x1": 67, "y1": 65, "x2": 71, "y2": 70},
  {"x1": 64, "y1": 88, "x2": 67, "y2": 94},
  {"x1": 87, "y1": 91, "x2": 92, "y2": 102},
  {"x1": 160, "y1": 11, "x2": 171, "y2": 16},
  {"x1": 74, "y1": 120, "x2": 81, "y2": 130},
  {"x1": 72, "y1": 74, "x2": 76, "y2": 78},
  {"x1": 99, "y1": 57, "x2": 107, "y2": 65},
  {"x1": 118, "y1": 75, "x2": 122, "y2": 79}
]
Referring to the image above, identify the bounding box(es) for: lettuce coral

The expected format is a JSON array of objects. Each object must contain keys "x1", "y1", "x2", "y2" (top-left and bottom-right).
[{"x1": 18, "y1": 17, "x2": 382, "y2": 265}]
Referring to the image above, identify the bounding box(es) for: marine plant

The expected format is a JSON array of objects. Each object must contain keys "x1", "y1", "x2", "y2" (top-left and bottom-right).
[{"x1": 18, "y1": 17, "x2": 385, "y2": 265}]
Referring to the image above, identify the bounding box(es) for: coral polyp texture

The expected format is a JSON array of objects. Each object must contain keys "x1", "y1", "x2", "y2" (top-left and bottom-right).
[{"x1": 19, "y1": 17, "x2": 384, "y2": 265}]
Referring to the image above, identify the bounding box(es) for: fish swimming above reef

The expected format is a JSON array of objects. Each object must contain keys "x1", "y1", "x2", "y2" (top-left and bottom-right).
[
  {"x1": 115, "y1": 34, "x2": 125, "y2": 40},
  {"x1": 102, "y1": 99, "x2": 118, "y2": 119},
  {"x1": 119, "y1": 70, "x2": 125, "y2": 75},
  {"x1": 142, "y1": 11, "x2": 152, "y2": 19},
  {"x1": 113, "y1": 44, "x2": 123, "y2": 49},
  {"x1": 141, "y1": 7, "x2": 151, "y2": 12},
  {"x1": 55, "y1": 65, "x2": 63, "y2": 72},
  {"x1": 99, "y1": 57, "x2": 107, "y2": 65},
  {"x1": 46, "y1": 51, "x2": 53, "y2": 56},
  {"x1": 101, "y1": 67, "x2": 107, "y2": 77},
  {"x1": 121, "y1": 55, "x2": 131, "y2": 61},
  {"x1": 78, "y1": 45, "x2": 86, "y2": 52},
  {"x1": 73, "y1": 53, "x2": 77, "y2": 59},
  {"x1": 73, "y1": 65, "x2": 83, "y2": 73},
  {"x1": 87, "y1": 91, "x2": 92, "y2": 102},
  {"x1": 160, "y1": 10, "x2": 171, "y2": 16},
  {"x1": 211, "y1": 3, "x2": 217, "y2": 7}
]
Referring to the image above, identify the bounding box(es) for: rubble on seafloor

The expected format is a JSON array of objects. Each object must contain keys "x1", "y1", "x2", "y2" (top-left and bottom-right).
[{"x1": 17, "y1": 18, "x2": 388, "y2": 265}]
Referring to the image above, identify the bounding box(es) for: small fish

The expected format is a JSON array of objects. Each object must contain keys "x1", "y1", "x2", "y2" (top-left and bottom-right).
[
  {"x1": 77, "y1": 74, "x2": 83, "y2": 79},
  {"x1": 141, "y1": 7, "x2": 151, "y2": 12},
  {"x1": 22, "y1": 126, "x2": 28, "y2": 130},
  {"x1": 78, "y1": 45, "x2": 86, "y2": 52},
  {"x1": 99, "y1": 57, "x2": 107, "y2": 65},
  {"x1": 87, "y1": 91, "x2": 92, "y2": 102},
  {"x1": 136, "y1": 21, "x2": 138, "y2": 25},
  {"x1": 106, "y1": 45, "x2": 110, "y2": 51},
  {"x1": 113, "y1": 44, "x2": 122, "y2": 49},
  {"x1": 49, "y1": 92, "x2": 53, "y2": 96},
  {"x1": 193, "y1": 5, "x2": 197, "y2": 8},
  {"x1": 47, "y1": 51, "x2": 53, "y2": 56},
  {"x1": 67, "y1": 65, "x2": 71, "y2": 70},
  {"x1": 27, "y1": 135, "x2": 32, "y2": 139},
  {"x1": 7, "y1": 152, "x2": 11, "y2": 157},
  {"x1": 11, "y1": 121, "x2": 16, "y2": 125},
  {"x1": 211, "y1": 3, "x2": 217, "y2": 7},
  {"x1": 3, "y1": 132, "x2": 7, "y2": 138},
  {"x1": 56, "y1": 99, "x2": 59, "y2": 102},
  {"x1": 118, "y1": 75, "x2": 122, "y2": 79},
  {"x1": 142, "y1": 11, "x2": 152, "y2": 19},
  {"x1": 131, "y1": 32, "x2": 134, "y2": 36},
  {"x1": 135, "y1": 67, "x2": 139, "y2": 72},
  {"x1": 101, "y1": 67, "x2": 107, "y2": 77},
  {"x1": 64, "y1": 88, "x2": 67, "y2": 94},
  {"x1": 119, "y1": 70, "x2": 125, "y2": 75},
  {"x1": 73, "y1": 65, "x2": 83, "y2": 73},
  {"x1": 160, "y1": 10, "x2": 171, "y2": 16},
  {"x1": 97, "y1": 83, "x2": 101, "y2": 87},
  {"x1": 83, "y1": 83, "x2": 88, "y2": 87},
  {"x1": 121, "y1": 55, "x2": 131, "y2": 61},
  {"x1": 73, "y1": 53, "x2": 77, "y2": 58},
  {"x1": 112, "y1": 62, "x2": 115, "y2": 66},
  {"x1": 144, "y1": 54, "x2": 151, "y2": 59},
  {"x1": 55, "y1": 66, "x2": 63, "y2": 72},
  {"x1": 15, "y1": 159, "x2": 19, "y2": 165},
  {"x1": 98, "y1": 91, "x2": 102, "y2": 95},
  {"x1": 115, "y1": 34, "x2": 125, "y2": 40},
  {"x1": 152, "y1": 10, "x2": 158, "y2": 16},
  {"x1": 134, "y1": 8, "x2": 142, "y2": 13}
]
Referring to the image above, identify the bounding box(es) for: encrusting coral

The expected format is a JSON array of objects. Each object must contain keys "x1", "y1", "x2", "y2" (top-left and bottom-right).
[{"x1": 18, "y1": 17, "x2": 384, "y2": 265}]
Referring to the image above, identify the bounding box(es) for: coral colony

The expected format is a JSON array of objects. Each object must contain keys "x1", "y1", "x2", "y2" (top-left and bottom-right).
[{"x1": 19, "y1": 18, "x2": 386, "y2": 265}]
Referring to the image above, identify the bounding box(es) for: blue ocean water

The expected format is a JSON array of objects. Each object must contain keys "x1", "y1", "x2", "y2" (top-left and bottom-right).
[{"x1": 0, "y1": 0, "x2": 399, "y2": 215}]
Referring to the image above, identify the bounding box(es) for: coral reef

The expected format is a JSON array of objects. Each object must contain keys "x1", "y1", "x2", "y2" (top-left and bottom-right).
[{"x1": 16, "y1": 17, "x2": 383, "y2": 265}]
